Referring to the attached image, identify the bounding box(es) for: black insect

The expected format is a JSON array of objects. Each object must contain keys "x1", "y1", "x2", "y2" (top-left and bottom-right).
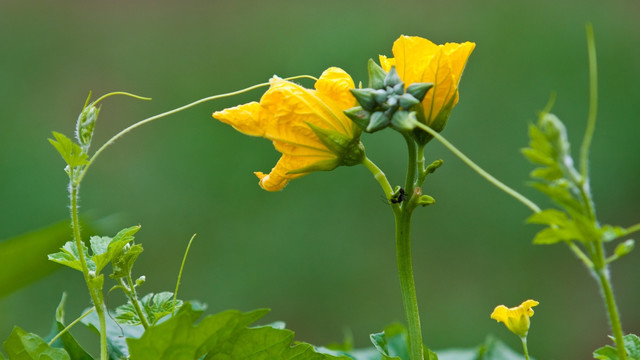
[{"x1": 390, "y1": 187, "x2": 406, "y2": 204}]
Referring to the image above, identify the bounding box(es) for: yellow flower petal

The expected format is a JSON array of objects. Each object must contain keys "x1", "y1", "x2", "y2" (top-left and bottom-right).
[
  {"x1": 379, "y1": 35, "x2": 475, "y2": 134},
  {"x1": 490, "y1": 299, "x2": 539, "y2": 338},
  {"x1": 213, "y1": 68, "x2": 361, "y2": 191}
]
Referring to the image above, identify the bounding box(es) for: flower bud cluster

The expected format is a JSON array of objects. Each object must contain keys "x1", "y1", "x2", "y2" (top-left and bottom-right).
[
  {"x1": 344, "y1": 60, "x2": 432, "y2": 134},
  {"x1": 75, "y1": 94, "x2": 100, "y2": 153}
]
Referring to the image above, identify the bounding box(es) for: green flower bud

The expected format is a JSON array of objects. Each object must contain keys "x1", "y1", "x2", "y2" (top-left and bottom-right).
[
  {"x1": 398, "y1": 93, "x2": 420, "y2": 109},
  {"x1": 343, "y1": 106, "x2": 371, "y2": 130},
  {"x1": 372, "y1": 89, "x2": 388, "y2": 105},
  {"x1": 384, "y1": 66, "x2": 402, "y2": 88},
  {"x1": 417, "y1": 194, "x2": 435, "y2": 207},
  {"x1": 391, "y1": 110, "x2": 417, "y2": 132},
  {"x1": 406, "y1": 82, "x2": 433, "y2": 102},
  {"x1": 367, "y1": 111, "x2": 390, "y2": 133},
  {"x1": 76, "y1": 101, "x2": 100, "y2": 153},
  {"x1": 350, "y1": 88, "x2": 377, "y2": 111}
]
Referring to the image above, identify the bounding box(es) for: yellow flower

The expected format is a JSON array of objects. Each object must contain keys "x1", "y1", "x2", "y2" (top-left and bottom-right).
[
  {"x1": 379, "y1": 35, "x2": 475, "y2": 138},
  {"x1": 490, "y1": 299, "x2": 539, "y2": 338},
  {"x1": 213, "y1": 68, "x2": 363, "y2": 191}
]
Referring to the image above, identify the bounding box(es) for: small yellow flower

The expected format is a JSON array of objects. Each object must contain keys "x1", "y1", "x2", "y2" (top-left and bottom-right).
[
  {"x1": 379, "y1": 35, "x2": 475, "y2": 137},
  {"x1": 213, "y1": 68, "x2": 363, "y2": 191},
  {"x1": 491, "y1": 299, "x2": 539, "y2": 338}
]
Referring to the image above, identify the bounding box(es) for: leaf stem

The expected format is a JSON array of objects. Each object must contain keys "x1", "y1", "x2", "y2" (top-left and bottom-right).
[
  {"x1": 580, "y1": 23, "x2": 598, "y2": 183},
  {"x1": 173, "y1": 233, "x2": 197, "y2": 316},
  {"x1": 412, "y1": 121, "x2": 541, "y2": 213},
  {"x1": 625, "y1": 223, "x2": 640, "y2": 235},
  {"x1": 361, "y1": 156, "x2": 395, "y2": 202},
  {"x1": 48, "y1": 307, "x2": 95, "y2": 346}
]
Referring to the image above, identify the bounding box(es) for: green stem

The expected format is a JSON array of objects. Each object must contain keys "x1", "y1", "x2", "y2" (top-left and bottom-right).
[
  {"x1": 625, "y1": 222, "x2": 640, "y2": 235},
  {"x1": 395, "y1": 209, "x2": 424, "y2": 360},
  {"x1": 416, "y1": 143, "x2": 428, "y2": 186},
  {"x1": 362, "y1": 156, "x2": 395, "y2": 202},
  {"x1": 594, "y1": 243, "x2": 627, "y2": 360},
  {"x1": 173, "y1": 233, "x2": 197, "y2": 316},
  {"x1": 69, "y1": 177, "x2": 108, "y2": 360},
  {"x1": 48, "y1": 307, "x2": 95, "y2": 346},
  {"x1": 412, "y1": 121, "x2": 541, "y2": 213},
  {"x1": 520, "y1": 336, "x2": 530, "y2": 360},
  {"x1": 403, "y1": 135, "x2": 418, "y2": 196},
  {"x1": 122, "y1": 276, "x2": 150, "y2": 329}
]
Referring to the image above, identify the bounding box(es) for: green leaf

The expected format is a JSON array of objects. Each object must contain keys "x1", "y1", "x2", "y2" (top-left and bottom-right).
[
  {"x1": 48, "y1": 131, "x2": 89, "y2": 168},
  {"x1": 203, "y1": 323, "x2": 350, "y2": 360},
  {"x1": 0, "y1": 219, "x2": 98, "y2": 298},
  {"x1": 110, "y1": 244, "x2": 144, "y2": 279},
  {"x1": 91, "y1": 226, "x2": 141, "y2": 275},
  {"x1": 48, "y1": 240, "x2": 91, "y2": 272},
  {"x1": 127, "y1": 304, "x2": 266, "y2": 359},
  {"x1": 477, "y1": 336, "x2": 529, "y2": 360},
  {"x1": 3, "y1": 327, "x2": 70, "y2": 360},
  {"x1": 46, "y1": 294, "x2": 93, "y2": 360},
  {"x1": 115, "y1": 292, "x2": 183, "y2": 326},
  {"x1": 593, "y1": 334, "x2": 640, "y2": 360}
]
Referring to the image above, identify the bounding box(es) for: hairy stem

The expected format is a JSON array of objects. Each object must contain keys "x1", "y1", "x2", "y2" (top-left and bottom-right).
[
  {"x1": 122, "y1": 276, "x2": 150, "y2": 329},
  {"x1": 69, "y1": 176, "x2": 108, "y2": 360}
]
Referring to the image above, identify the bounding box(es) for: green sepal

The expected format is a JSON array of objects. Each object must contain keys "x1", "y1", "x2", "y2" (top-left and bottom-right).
[
  {"x1": 367, "y1": 112, "x2": 390, "y2": 133},
  {"x1": 368, "y1": 59, "x2": 387, "y2": 89},
  {"x1": 3, "y1": 327, "x2": 70, "y2": 360},
  {"x1": 390, "y1": 110, "x2": 417, "y2": 132},
  {"x1": 344, "y1": 107, "x2": 372, "y2": 130},
  {"x1": 350, "y1": 89, "x2": 377, "y2": 111},
  {"x1": 305, "y1": 122, "x2": 365, "y2": 167},
  {"x1": 48, "y1": 131, "x2": 89, "y2": 169},
  {"x1": 406, "y1": 82, "x2": 433, "y2": 103}
]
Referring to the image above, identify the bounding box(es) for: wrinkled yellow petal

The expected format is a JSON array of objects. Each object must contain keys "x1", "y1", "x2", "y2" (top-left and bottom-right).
[
  {"x1": 213, "y1": 102, "x2": 264, "y2": 137},
  {"x1": 491, "y1": 299, "x2": 539, "y2": 338},
  {"x1": 213, "y1": 68, "x2": 359, "y2": 191},
  {"x1": 378, "y1": 55, "x2": 395, "y2": 72}
]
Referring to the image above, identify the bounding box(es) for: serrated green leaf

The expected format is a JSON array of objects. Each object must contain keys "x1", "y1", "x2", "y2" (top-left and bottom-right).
[
  {"x1": 91, "y1": 226, "x2": 140, "y2": 275},
  {"x1": 204, "y1": 324, "x2": 350, "y2": 360},
  {"x1": 593, "y1": 345, "x2": 618, "y2": 360},
  {"x1": 49, "y1": 131, "x2": 89, "y2": 168},
  {"x1": 48, "y1": 240, "x2": 92, "y2": 272},
  {"x1": 111, "y1": 244, "x2": 144, "y2": 279},
  {"x1": 115, "y1": 292, "x2": 183, "y2": 326},
  {"x1": 3, "y1": 327, "x2": 70, "y2": 360},
  {"x1": 127, "y1": 304, "x2": 268, "y2": 360},
  {"x1": 623, "y1": 334, "x2": 640, "y2": 359}
]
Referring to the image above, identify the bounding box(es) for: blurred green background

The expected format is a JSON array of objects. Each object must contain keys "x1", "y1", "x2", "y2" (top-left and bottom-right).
[{"x1": 1, "y1": 0, "x2": 639, "y2": 358}]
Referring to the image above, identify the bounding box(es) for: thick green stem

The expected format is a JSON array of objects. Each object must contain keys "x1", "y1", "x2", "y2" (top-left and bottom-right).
[
  {"x1": 362, "y1": 156, "x2": 395, "y2": 202},
  {"x1": 395, "y1": 209, "x2": 424, "y2": 360},
  {"x1": 69, "y1": 178, "x2": 108, "y2": 360},
  {"x1": 594, "y1": 243, "x2": 627, "y2": 360},
  {"x1": 403, "y1": 135, "x2": 418, "y2": 195}
]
